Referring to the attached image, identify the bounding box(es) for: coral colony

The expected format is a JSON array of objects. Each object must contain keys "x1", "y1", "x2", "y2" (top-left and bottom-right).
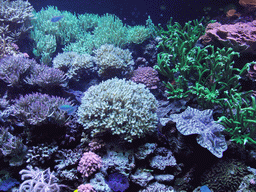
[{"x1": 1, "y1": 0, "x2": 256, "y2": 192}]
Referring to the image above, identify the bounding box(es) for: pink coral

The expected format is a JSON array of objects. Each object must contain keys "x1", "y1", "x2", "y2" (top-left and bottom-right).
[
  {"x1": 131, "y1": 67, "x2": 160, "y2": 89},
  {"x1": 200, "y1": 21, "x2": 256, "y2": 54},
  {"x1": 77, "y1": 151, "x2": 102, "y2": 177},
  {"x1": 78, "y1": 184, "x2": 96, "y2": 192}
]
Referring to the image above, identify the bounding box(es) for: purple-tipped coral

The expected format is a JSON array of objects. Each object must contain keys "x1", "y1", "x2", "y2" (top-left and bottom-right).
[
  {"x1": 0, "y1": 55, "x2": 36, "y2": 86},
  {"x1": 25, "y1": 64, "x2": 67, "y2": 88},
  {"x1": 12, "y1": 92, "x2": 73, "y2": 126},
  {"x1": 77, "y1": 184, "x2": 96, "y2": 192}
]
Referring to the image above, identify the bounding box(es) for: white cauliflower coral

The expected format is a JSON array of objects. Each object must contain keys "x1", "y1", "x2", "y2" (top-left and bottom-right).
[{"x1": 77, "y1": 78, "x2": 158, "y2": 142}]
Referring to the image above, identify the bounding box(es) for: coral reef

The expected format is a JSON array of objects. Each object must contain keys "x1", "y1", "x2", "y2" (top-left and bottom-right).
[
  {"x1": 0, "y1": 0, "x2": 34, "y2": 39},
  {"x1": 101, "y1": 143, "x2": 135, "y2": 176},
  {"x1": 138, "y1": 182, "x2": 174, "y2": 192},
  {"x1": 25, "y1": 143, "x2": 58, "y2": 166},
  {"x1": 77, "y1": 78, "x2": 158, "y2": 142},
  {"x1": 135, "y1": 143, "x2": 157, "y2": 160},
  {"x1": 149, "y1": 147, "x2": 177, "y2": 170},
  {"x1": 130, "y1": 169, "x2": 154, "y2": 187},
  {"x1": 0, "y1": 127, "x2": 27, "y2": 166},
  {"x1": 89, "y1": 173, "x2": 112, "y2": 192}
]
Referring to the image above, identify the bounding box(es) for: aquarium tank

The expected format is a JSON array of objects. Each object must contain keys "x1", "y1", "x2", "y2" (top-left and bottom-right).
[{"x1": 1, "y1": 0, "x2": 256, "y2": 191}]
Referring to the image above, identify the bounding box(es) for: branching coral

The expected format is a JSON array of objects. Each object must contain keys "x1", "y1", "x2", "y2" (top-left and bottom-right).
[
  {"x1": 0, "y1": 55, "x2": 35, "y2": 86},
  {"x1": 77, "y1": 78, "x2": 158, "y2": 142},
  {"x1": 52, "y1": 51, "x2": 95, "y2": 80},
  {"x1": 12, "y1": 92, "x2": 73, "y2": 126},
  {"x1": 94, "y1": 44, "x2": 134, "y2": 78},
  {"x1": 25, "y1": 63, "x2": 67, "y2": 88}
]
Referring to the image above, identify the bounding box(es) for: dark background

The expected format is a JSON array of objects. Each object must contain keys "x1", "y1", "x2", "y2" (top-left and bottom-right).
[{"x1": 28, "y1": 0, "x2": 241, "y2": 26}]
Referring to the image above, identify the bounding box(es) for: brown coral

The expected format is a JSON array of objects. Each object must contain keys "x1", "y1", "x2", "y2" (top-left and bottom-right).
[{"x1": 239, "y1": 0, "x2": 256, "y2": 11}]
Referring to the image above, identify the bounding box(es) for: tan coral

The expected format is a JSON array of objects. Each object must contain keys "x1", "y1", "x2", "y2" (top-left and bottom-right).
[{"x1": 239, "y1": 0, "x2": 256, "y2": 11}]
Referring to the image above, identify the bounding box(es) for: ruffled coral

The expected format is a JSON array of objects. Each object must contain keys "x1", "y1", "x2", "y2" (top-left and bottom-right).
[{"x1": 161, "y1": 106, "x2": 227, "y2": 158}]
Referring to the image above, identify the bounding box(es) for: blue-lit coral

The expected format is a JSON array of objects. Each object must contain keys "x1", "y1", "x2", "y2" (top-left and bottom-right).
[{"x1": 0, "y1": 178, "x2": 19, "y2": 192}]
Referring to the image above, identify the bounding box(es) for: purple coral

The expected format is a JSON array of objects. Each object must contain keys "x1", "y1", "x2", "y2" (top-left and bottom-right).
[
  {"x1": 12, "y1": 92, "x2": 73, "y2": 126},
  {"x1": 131, "y1": 67, "x2": 160, "y2": 89},
  {"x1": 77, "y1": 151, "x2": 102, "y2": 177},
  {"x1": 0, "y1": 55, "x2": 36, "y2": 86},
  {"x1": 25, "y1": 64, "x2": 67, "y2": 88}
]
